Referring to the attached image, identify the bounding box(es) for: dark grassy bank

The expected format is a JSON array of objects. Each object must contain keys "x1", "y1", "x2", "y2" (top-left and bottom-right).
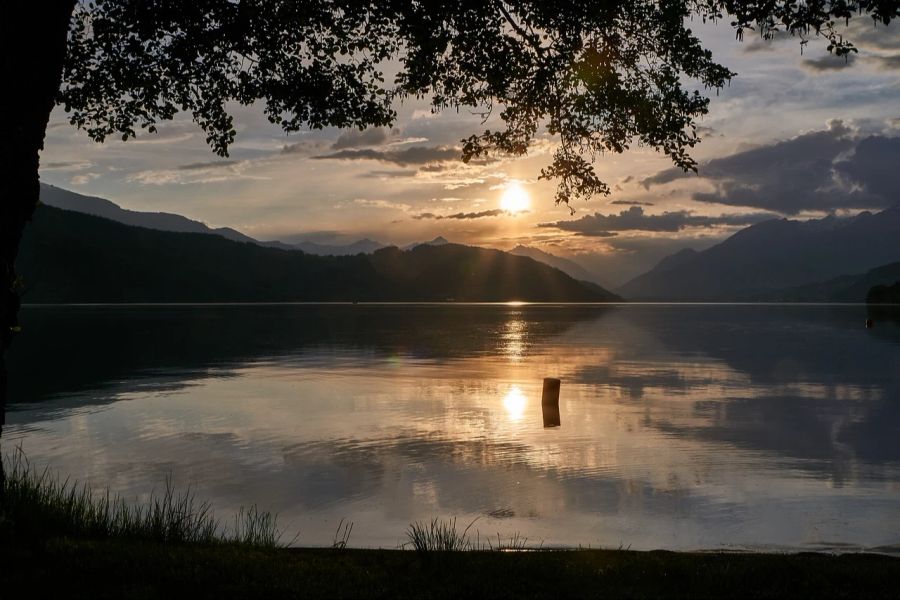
[
  {"x1": 6, "y1": 538, "x2": 900, "y2": 599},
  {"x1": 3, "y1": 460, "x2": 900, "y2": 599}
]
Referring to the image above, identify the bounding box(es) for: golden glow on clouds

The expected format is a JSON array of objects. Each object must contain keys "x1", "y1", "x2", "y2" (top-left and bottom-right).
[{"x1": 500, "y1": 183, "x2": 531, "y2": 213}]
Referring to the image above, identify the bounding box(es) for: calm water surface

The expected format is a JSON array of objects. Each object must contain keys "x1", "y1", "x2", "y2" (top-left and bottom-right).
[{"x1": 6, "y1": 304, "x2": 900, "y2": 551}]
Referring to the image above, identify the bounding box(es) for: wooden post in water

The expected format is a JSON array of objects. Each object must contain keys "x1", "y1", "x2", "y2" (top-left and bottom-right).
[{"x1": 541, "y1": 377, "x2": 561, "y2": 428}]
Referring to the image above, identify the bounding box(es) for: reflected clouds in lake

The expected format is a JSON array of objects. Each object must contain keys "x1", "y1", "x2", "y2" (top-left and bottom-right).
[{"x1": 5, "y1": 304, "x2": 900, "y2": 550}]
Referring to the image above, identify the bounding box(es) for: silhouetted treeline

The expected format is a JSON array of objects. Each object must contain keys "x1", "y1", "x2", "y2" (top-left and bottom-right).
[{"x1": 867, "y1": 282, "x2": 900, "y2": 304}]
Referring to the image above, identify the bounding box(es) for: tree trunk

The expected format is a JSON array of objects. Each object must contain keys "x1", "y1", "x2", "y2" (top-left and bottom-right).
[{"x1": 0, "y1": 1, "x2": 76, "y2": 495}]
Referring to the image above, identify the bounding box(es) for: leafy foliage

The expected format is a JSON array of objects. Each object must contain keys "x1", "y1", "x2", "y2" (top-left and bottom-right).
[{"x1": 60, "y1": 1, "x2": 898, "y2": 205}]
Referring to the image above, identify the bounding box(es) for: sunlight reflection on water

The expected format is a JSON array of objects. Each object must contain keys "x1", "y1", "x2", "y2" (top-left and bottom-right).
[
  {"x1": 502, "y1": 386, "x2": 527, "y2": 421},
  {"x1": 5, "y1": 304, "x2": 900, "y2": 551}
]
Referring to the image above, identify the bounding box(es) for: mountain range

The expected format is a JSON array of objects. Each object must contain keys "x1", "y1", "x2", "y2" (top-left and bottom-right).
[
  {"x1": 508, "y1": 245, "x2": 600, "y2": 283},
  {"x1": 36, "y1": 184, "x2": 900, "y2": 302},
  {"x1": 39, "y1": 185, "x2": 475, "y2": 257},
  {"x1": 18, "y1": 205, "x2": 619, "y2": 303},
  {"x1": 618, "y1": 206, "x2": 900, "y2": 301},
  {"x1": 39, "y1": 184, "x2": 259, "y2": 244}
]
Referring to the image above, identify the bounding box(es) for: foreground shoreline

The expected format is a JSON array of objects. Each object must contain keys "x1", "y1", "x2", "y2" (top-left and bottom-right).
[
  {"x1": 3, "y1": 458, "x2": 900, "y2": 598},
  {"x1": 5, "y1": 538, "x2": 900, "y2": 599}
]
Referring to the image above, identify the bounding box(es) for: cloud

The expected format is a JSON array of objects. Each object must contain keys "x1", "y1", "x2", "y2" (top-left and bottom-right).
[
  {"x1": 280, "y1": 139, "x2": 331, "y2": 155},
  {"x1": 353, "y1": 198, "x2": 412, "y2": 212},
  {"x1": 70, "y1": 172, "x2": 100, "y2": 185},
  {"x1": 410, "y1": 109, "x2": 439, "y2": 120},
  {"x1": 833, "y1": 135, "x2": 900, "y2": 200},
  {"x1": 42, "y1": 160, "x2": 92, "y2": 172},
  {"x1": 874, "y1": 54, "x2": 900, "y2": 70},
  {"x1": 610, "y1": 200, "x2": 654, "y2": 206},
  {"x1": 842, "y1": 19, "x2": 900, "y2": 52},
  {"x1": 360, "y1": 169, "x2": 419, "y2": 179},
  {"x1": 178, "y1": 160, "x2": 239, "y2": 170},
  {"x1": 696, "y1": 126, "x2": 719, "y2": 139},
  {"x1": 313, "y1": 145, "x2": 463, "y2": 166},
  {"x1": 802, "y1": 53, "x2": 858, "y2": 71},
  {"x1": 331, "y1": 128, "x2": 390, "y2": 150},
  {"x1": 740, "y1": 30, "x2": 793, "y2": 53},
  {"x1": 128, "y1": 160, "x2": 266, "y2": 185},
  {"x1": 539, "y1": 206, "x2": 777, "y2": 237},
  {"x1": 413, "y1": 209, "x2": 507, "y2": 220},
  {"x1": 642, "y1": 121, "x2": 900, "y2": 214}
]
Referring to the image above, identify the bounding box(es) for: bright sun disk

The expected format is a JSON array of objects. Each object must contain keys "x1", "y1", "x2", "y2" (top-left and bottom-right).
[{"x1": 500, "y1": 184, "x2": 531, "y2": 213}]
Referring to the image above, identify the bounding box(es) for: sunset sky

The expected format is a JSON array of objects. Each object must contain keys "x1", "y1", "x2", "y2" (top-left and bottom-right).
[{"x1": 39, "y1": 18, "x2": 900, "y2": 285}]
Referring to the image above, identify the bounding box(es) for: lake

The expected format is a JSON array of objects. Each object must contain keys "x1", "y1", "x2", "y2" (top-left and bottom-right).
[{"x1": 5, "y1": 303, "x2": 900, "y2": 552}]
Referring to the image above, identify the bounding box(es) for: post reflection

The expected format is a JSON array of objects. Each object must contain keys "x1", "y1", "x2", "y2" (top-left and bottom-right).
[{"x1": 541, "y1": 404, "x2": 561, "y2": 428}]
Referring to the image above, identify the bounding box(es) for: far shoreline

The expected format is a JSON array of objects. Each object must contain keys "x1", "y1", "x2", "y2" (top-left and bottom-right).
[{"x1": 19, "y1": 301, "x2": 896, "y2": 307}]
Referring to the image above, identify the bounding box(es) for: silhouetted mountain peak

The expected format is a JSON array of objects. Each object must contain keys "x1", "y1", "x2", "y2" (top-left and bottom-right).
[
  {"x1": 20, "y1": 206, "x2": 619, "y2": 303},
  {"x1": 402, "y1": 236, "x2": 452, "y2": 251},
  {"x1": 507, "y1": 244, "x2": 602, "y2": 285},
  {"x1": 652, "y1": 247, "x2": 699, "y2": 273},
  {"x1": 290, "y1": 238, "x2": 385, "y2": 256},
  {"x1": 619, "y1": 205, "x2": 900, "y2": 300},
  {"x1": 39, "y1": 183, "x2": 258, "y2": 245}
]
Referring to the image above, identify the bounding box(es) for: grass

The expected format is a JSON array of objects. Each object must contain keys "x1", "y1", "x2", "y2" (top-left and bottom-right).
[
  {"x1": 332, "y1": 518, "x2": 354, "y2": 549},
  {"x1": 405, "y1": 517, "x2": 479, "y2": 552},
  {"x1": 405, "y1": 517, "x2": 537, "y2": 552},
  {"x1": 4, "y1": 456, "x2": 900, "y2": 598},
  {"x1": 0, "y1": 450, "x2": 282, "y2": 548}
]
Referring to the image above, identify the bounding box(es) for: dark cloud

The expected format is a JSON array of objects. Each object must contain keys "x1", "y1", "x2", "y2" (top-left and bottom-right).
[
  {"x1": 611, "y1": 200, "x2": 654, "y2": 206},
  {"x1": 802, "y1": 53, "x2": 858, "y2": 71},
  {"x1": 280, "y1": 139, "x2": 331, "y2": 155},
  {"x1": 413, "y1": 209, "x2": 506, "y2": 220},
  {"x1": 178, "y1": 160, "x2": 239, "y2": 170},
  {"x1": 360, "y1": 169, "x2": 419, "y2": 179},
  {"x1": 874, "y1": 54, "x2": 900, "y2": 70},
  {"x1": 539, "y1": 206, "x2": 776, "y2": 237},
  {"x1": 331, "y1": 127, "x2": 390, "y2": 150},
  {"x1": 844, "y1": 19, "x2": 900, "y2": 52},
  {"x1": 642, "y1": 121, "x2": 900, "y2": 214},
  {"x1": 314, "y1": 145, "x2": 462, "y2": 166},
  {"x1": 739, "y1": 30, "x2": 793, "y2": 53},
  {"x1": 42, "y1": 160, "x2": 89, "y2": 170},
  {"x1": 834, "y1": 135, "x2": 900, "y2": 200}
]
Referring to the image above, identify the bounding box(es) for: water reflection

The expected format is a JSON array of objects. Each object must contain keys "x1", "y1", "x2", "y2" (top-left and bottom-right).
[
  {"x1": 502, "y1": 386, "x2": 527, "y2": 421},
  {"x1": 4, "y1": 304, "x2": 900, "y2": 551},
  {"x1": 501, "y1": 315, "x2": 528, "y2": 361},
  {"x1": 541, "y1": 403, "x2": 561, "y2": 428}
]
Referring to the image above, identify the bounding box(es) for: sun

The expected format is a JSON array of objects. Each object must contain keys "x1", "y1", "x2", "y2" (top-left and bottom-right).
[{"x1": 500, "y1": 183, "x2": 531, "y2": 213}]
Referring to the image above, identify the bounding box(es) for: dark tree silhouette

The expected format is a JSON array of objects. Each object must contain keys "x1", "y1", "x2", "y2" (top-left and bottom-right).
[{"x1": 1, "y1": 1, "x2": 897, "y2": 435}]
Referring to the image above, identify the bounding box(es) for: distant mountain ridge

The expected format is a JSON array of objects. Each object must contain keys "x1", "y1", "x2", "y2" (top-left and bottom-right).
[
  {"x1": 18, "y1": 206, "x2": 620, "y2": 303},
  {"x1": 402, "y1": 236, "x2": 450, "y2": 251},
  {"x1": 619, "y1": 206, "x2": 900, "y2": 301},
  {"x1": 508, "y1": 245, "x2": 600, "y2": 284},
  {"x1": 764, "y1": 261, "x2": 900, "y2": 302},
  {"x1": 39, "y1": 184, "x2": 259, "y2": 245},
  {"x1": 39, "y1": 186, "x2": 626, "y2": 284}
]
